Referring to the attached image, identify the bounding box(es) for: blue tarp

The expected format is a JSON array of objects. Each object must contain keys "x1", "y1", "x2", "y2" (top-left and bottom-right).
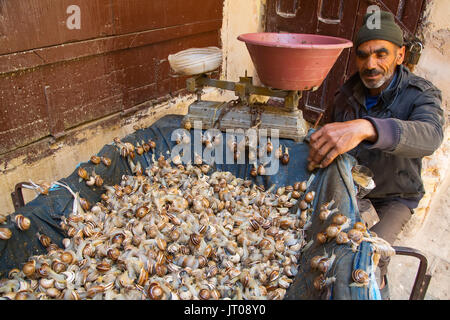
[{"x1": 0, "y1": 114, "x2": 380, "y2": 299}]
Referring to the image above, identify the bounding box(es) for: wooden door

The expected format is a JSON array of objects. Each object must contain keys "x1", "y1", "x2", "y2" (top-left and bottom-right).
[{"x1": 266, "y1": 0, "x2": 427, "y2": 122}]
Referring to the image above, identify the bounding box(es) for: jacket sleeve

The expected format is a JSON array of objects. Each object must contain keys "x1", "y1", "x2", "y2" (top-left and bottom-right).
[{"x1": 364, "y1": 86, "x2": 444, "y2": 158}]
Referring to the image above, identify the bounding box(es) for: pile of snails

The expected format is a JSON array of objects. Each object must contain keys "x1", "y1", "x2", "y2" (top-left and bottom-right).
[{"x1": 0, "y1": 152, "x2": 318, "y2": 300}]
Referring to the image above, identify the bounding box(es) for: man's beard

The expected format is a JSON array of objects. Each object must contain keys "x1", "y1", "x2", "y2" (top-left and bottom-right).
[{"x1": 360, "y1": 67, "x2": 395, "y2": 89}]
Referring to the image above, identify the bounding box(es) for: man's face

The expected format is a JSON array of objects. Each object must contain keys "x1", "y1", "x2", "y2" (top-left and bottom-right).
[{"x1": 356, "y1": 40, "x2": 405, "y2": 90}]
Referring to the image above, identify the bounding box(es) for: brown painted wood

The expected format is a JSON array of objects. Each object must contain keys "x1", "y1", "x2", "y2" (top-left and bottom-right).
[{"x1": 0, "y1": 0, "x2": 223, "y2": 155}]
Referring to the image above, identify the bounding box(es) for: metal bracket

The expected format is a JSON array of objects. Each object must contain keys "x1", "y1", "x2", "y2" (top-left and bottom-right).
[
  {"x1": 10, "y1": 182, "x2": 28, "y2": 211},
  {"x1": 393, "y1": 246, "x2": 432, "y2": 300}
]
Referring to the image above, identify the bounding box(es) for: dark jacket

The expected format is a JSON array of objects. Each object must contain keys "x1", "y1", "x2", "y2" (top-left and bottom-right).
[{"x1": 325, "y1": 65, "x2": 444, "y2": 208}]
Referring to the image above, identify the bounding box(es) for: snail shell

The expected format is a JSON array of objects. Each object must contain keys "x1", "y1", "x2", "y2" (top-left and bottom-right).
[
  {"x1": 316, "y1": 232, "x2": 327, "y2": 244},
  {"x1": 249, "y1": 218, "x2": 260, "y2": 231},
  {"x1": 148, "y1": 140, "x2": 156, "y2": 149},
  {"x1": 190, "y1": 233, "x2": 201, "y2": 246},
  {"x1": 23, "y1": 260, "x2": 36, "y2": 277},
  {"x1": 90, "y1": 156, "x2": 101, "y2": 165},
  {"x1": 353, "y1": 221, "x2": 367, "y2": 232},
  {"x1": 137, "y1": 268, "x2": 148, "y2": 286},
  {"x1": 87, "y1": 285, "x2": 105, "y2": 298},
  {"x1": 15, "y1": 214, "x2": 31, "y2": 231},
  {"x1": 156, "y1": 237, "x2": 167, "y2": 251},
  {"x1": 148, "y1": 283, "x2": 164, "y2": 300},
  {"x1": 107, "y1": 247, "x2": 120, "y2": 260},
  {"x1": 325, "y1": 224, "x2": 341, "y2": 239},
  {"x1": 46, "y1": 287, "x2": 62, "y2": 299},
  {"x1": 310, "y1": 255, "x2": 323, "y2": 270},
  {"x1": 78, "y1": 167, "x2": 89, "y2": 180},
  {"x1": 336, "y1": 232, "x2": 350, "y2": 245},
  {"x1": 111, "y1": 232, "x2": 125, "y2": 245},
  {"x1": 348, "y1": 229, "x2": 364, "y2": 244},
  {"x1": 95, "y1": 175, "x2": 103, "y2": 187},
  {"x1": 0, "y1": 227, "x2": 12, "y2": 240},
  {"x1": 352, "y1": 269, "x2": 369, "y2": 285},
  {"x1": 250, "y1": 166, "x2": 257, "y2": 177},
  {"x1": 101, "y1": 156, "x2": 111, "y2": 166},
  {"x1": 60, "y1": 251, "x2": 74, "y2": 264},
  {"x1": 135, "y1": 206, "x2": 149, "y2": 219},
  {"x1": 269, "y1": 270, "x2": 280, "y2": 282},
  {"x1": 292, "y1": 191, "x2": 301, "y2": 199},
  {"x1": 332, "y1": 213, "x2": 348, "y2": 225},
  {"x1": 52, "y1": 260, "x2": 67, "y2": 273},
  {"x1": 304, "y1": 191, "x2": 315, "y2": 203},
  {"x1": 96, "y1": 261, "x2": 111, "y2": 272},
  {"x1": 79, "y1": 198, "x2": 90, "y2": 211},
  {"x1": 313, "y1": 274, "x2": 326, "y2": 291},
  {"x1": 199, "y1": 288, "x2": 211, "y2": 300},
  {"x1": 298, "y1": 200, "x2": 308, "y2": 210},
  {"x1": 39, "y1": 278, "x2": 55, "y2": 289}
]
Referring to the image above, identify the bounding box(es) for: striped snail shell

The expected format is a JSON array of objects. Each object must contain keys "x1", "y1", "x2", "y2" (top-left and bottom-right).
[
  {"x1": 190, "y1": 233, "x2": 201, "y2": 246},
  {"x1": 336, "y1": 232, "x2": 350, "y2": 245},
  {"x1": 352, "y1": 269, "x2": 369, "y2": 285},
  {"x1": 77, "y1": 167, "x2": 89, "y2": 180},
  {"x1": 211, "y1": 289, "x2": 221, "y2": 300},
  {"x1": 137, "y1": 268, "x2": 148, "y2": 286},
  {"x1": 95, "y1": 175, "x2": 103, "y2": 187},
  {"x1": 156, "y1": 237, "x2": 167, "y2": 251},
  {"x1": 199, "y1": 288, "x2": 211, "y2": 300},
  {"x1": 15, "y1": 214, "x2": 31, "y2": 231},
  {"x1": 87, "y1": 285, "x2": 105, "y2": 298},
  {"x1": 90, "y1": 156, "x2": 101, "y2": 165},
  {"x1": 148, "y1": 283, "x2": 164, "y2": 300},
  {"x1": 96, "y1": 261, "x2": 111, "y2": 273},
  {"x1": 107, "y1": 247, "x2": 120, "y2": 260},
  {"x1": 111, "y1": 232, "x2": 125, "y2": 245},
  {"x1": 79, "y1": 198, "x2": 90, "y2": 211},
  {"x1": 310, "y1": 255, "x2": 323, "y2": 270},
  {"x1": 249, "y1": 218, "x2": 260, "y2": 231},
  {"x1": 269, "y1": 270, "x2": 280, "y2": 282},
  {"x1": 0, "y1": 227, "x2": 12, "y2": 240},
  {"x1": 155, "y1": 263, "x2": 168, "y2": 277},
  {"x1": 198, "y1": 255, "x2": 208, "y2": 268},
  {"x1": 101, "y1": 156, "x2": 111, "y2": 166},
  {"x1": 51, "y1": 260, "x2": 67, "y2": 273}
]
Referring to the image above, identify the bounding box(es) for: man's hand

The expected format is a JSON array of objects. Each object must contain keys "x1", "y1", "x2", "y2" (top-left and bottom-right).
[{"x1": 308, "y1": 119, "x2": 378, "y2": 168}]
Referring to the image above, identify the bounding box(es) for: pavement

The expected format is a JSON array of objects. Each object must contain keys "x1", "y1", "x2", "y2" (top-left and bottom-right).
[{"x1": 387, "y1": 170, "x2": 450, "y2": 300}]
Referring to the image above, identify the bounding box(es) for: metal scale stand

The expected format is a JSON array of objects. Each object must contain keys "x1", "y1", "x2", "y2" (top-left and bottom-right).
[{"x1": 182, "y1": 73, "x2": 309, "y2": 142}]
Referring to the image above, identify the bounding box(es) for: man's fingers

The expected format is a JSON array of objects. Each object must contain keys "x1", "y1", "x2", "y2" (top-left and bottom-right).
[
  {"x1": 310, "y1": 140, "x2": 335, "y2": 164},
  {"x1": 320, "y1": 148, "x2": 340, "y2": 168}
]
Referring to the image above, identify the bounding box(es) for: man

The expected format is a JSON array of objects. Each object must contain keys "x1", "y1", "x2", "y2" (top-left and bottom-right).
[{"x1": 308, "y1": 11, "x2": 444, "y2": 297}]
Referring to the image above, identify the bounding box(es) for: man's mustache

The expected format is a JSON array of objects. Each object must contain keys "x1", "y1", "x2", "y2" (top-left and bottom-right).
[{"x1": 362, "y1": 69, "x2": 383, "y2": 77}]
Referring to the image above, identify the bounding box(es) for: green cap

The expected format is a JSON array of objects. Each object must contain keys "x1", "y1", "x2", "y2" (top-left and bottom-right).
[{"x1": 355, "y1": 10, "x2": 404, "y2": 49}]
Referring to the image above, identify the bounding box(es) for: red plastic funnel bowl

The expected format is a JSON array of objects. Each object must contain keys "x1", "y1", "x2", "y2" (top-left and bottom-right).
[{"x1": 237, "y1": 33, "x2": 353, "y2": 90}]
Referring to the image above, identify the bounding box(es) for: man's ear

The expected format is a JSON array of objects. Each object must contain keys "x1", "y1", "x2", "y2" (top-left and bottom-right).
[{"x1": 396, "y1": 46, "x2": 406, "y2": 65}]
